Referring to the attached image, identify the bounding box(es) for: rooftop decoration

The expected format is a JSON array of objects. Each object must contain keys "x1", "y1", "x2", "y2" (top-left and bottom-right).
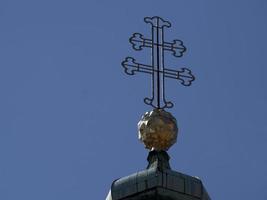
[
  {"x1": 105, "y1": 16, "x2": 211, "y2": 200},
  {"x1": 122, "y1": 16, "x2": 195, "y2": 109}
]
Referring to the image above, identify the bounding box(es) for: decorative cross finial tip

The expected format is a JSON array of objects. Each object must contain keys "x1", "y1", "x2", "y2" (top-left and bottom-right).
[{"x1": 122, "y1": 16, "x2": 195, "y2": 109}]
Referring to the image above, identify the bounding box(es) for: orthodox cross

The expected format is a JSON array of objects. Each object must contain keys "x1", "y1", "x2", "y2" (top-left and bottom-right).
[{"x1": 122, "y1": 16, "x2": 195, "y2": 109}]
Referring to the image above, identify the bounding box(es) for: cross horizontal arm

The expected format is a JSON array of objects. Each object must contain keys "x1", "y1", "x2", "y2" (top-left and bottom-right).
[
  {"x1": 122, "y1": 57, "x2": 153, "y2": 75},
  {"x1": 163, "y1": 40, "x2": 186, "y2": 57},
  {"x1": 129, "y1": 33, "x2": 152, "y2": 50},
  {"x1": 122, "y1": 57, "x2": 195, "y2": 86},
  {"x1": 164, "y1": 68, "x2": 195, "y2": 86},
  {"x1": 129, "y1": 33, "x2": 186, "y2": 57}
]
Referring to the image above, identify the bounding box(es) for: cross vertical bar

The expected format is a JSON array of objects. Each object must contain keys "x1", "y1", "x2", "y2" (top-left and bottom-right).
[
  {"x1": 154, "y1": 20, "x2": 161, "y2": 108},
  {"x1": 161, "y1": 26, "x2": 173, "y2": 108},
  {"x1": 158, "y1": 20, "x2": 162, "y2": 108},
  {"x1": 146, "y1": 18, "x2": 166, "y2": 108}
]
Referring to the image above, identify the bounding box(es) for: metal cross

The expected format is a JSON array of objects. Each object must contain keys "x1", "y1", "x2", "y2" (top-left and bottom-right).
[{"x1": 122, "y1": 16, "x2": 195, "y2": 109}]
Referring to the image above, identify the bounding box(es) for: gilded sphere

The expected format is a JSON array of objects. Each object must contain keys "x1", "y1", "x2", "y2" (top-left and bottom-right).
[{"x1": 138, "y1": 109, "x2": 178, "y2": 151}]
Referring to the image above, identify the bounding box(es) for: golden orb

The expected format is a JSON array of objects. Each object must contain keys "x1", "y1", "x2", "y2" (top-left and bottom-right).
[{"x1": 138, "y1": 109, "x2": 178, "y2": 151}]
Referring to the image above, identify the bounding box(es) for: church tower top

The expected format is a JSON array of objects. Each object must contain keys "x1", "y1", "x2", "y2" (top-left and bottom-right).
[{"x1": 106, "y1": 16, "x2": 211, "y2": 200}]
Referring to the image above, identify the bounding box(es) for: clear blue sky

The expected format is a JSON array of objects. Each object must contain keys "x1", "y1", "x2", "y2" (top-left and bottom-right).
[{"x1": 0, "y1": 0, "x2": 267, "y2": 199}]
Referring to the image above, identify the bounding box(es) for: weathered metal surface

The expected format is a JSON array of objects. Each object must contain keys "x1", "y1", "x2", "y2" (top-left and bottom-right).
[
  {"x1": 106, "y1": 151, "x2": 211, "y2": 200},
  {"x1": 138, "y1": 109, "x2": 178, "y2": 151}
]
